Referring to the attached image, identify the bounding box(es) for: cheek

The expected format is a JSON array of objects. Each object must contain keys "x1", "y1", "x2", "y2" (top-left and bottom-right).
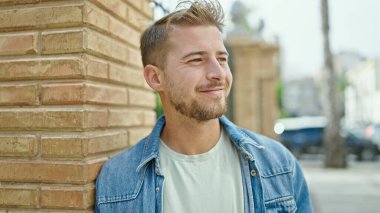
[{"x1": 166, "y1": 76, "x2": 193, "y2": 94}]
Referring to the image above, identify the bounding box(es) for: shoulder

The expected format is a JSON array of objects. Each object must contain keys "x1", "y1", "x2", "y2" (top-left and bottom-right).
[
  {"x1": 96, "y1": 136, "x2": 149, "y2": 203},
  {"x1": 220, "y1": 116, "x2": 295, "y2": 167},
  {"x1": 238, "y1": 127, "x2": 296, "y2": 172},
  {"x1": 242, "y1": 128, "x2": 291, "y2": 155}
]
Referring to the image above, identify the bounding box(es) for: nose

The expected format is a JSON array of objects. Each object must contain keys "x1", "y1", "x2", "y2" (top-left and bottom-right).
[{"x1": 206, "y1": 58, "x2": 227, "y2": 81}]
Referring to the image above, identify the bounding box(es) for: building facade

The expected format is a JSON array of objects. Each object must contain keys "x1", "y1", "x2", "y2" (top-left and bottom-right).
[
  {"x1": 282, "y1": 77, "x2": 322, "y2": 117},
  {"x1": 345, "y1": 59, "x2": 380, "y2": 125}
]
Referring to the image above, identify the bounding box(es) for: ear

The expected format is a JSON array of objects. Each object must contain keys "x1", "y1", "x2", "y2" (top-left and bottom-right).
[{"x1": 144, "y1": 64, "x2": 164, "y2": 91}]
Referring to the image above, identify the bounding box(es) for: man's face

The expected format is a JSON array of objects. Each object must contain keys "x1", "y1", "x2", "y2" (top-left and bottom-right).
[{"x1": 161, "y1": 25, "x2": 233, "y2": 121}]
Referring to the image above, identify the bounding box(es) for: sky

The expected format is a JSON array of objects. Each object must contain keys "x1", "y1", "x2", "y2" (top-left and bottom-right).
[{"x1": 154, "y1": 0, "x2": 380, "y2": 79}]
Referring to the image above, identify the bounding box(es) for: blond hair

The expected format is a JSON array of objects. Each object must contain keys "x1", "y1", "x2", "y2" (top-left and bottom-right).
[{"x1": 140, "y1": 0, "x2": 225, "y2": 69}]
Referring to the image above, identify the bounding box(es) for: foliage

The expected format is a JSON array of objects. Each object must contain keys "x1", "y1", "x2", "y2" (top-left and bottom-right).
[
  {"x1": 276, "y1": 79, "x2": 289, "y2": 118},
  {"x1": 155, "y1": 93, "x2": 164, "y2": 118}
]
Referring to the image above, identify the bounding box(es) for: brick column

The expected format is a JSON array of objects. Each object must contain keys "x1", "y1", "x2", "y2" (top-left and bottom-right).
[
  {"x1": 227, "y1": 37, "x2": 279, "y2": 139},
  {"x1": 0, "y1": 0, "x2": 154, "y2": 211}
]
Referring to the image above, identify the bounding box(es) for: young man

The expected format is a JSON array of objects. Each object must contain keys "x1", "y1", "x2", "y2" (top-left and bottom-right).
[{"x1": 95, "y1": 1, "x2": 313, "y2": 212}]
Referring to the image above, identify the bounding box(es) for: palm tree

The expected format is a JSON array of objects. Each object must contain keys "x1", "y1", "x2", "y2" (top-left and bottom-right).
[{"x1": 321, "y1": 0, "x2": 347, "y2": 168}]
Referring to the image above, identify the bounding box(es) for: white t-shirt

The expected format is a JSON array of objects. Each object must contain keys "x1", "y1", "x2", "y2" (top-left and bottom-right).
[{"x1": 158, "y1": 128, "x2": 244, "y2": 213}]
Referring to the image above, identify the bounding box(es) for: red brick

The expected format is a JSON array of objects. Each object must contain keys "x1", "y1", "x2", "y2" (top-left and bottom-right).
[
  {"x1": 124, "y1": 0, "x2": 153, "y2": 18},
  {"x1": 0, "y1": 0, "x2": 39, "y2": 6},
  {"x1": 86, "y1": 187, "x2": 95, "y2": 210},
  {"x1": 128, "y1": 47, "x2": 143, "y2": 68},
  {"x1": 108, "y1": 63, "x2": 145, "y2": 87},
  {"x1": 0, "y1": 32, "x2": 38, "y2": 56},
  {"x1": 108, "y1": 108, "x2": 145, "y2": 127},
  {"x1": 128, "y1": 88, "x2": 155, "y2": 108},
  {"x1": 0, "y1": 109, "x2": 105, "y2": 131},
  {"x1": 83, "y1": 2, "x2": 109, "y2": 33},
  {"x1": 0, "y1": 209, "x2": 90, "y2": 213},
  {"x1": 0, "y1": 187, "x2": 38, "y2": 208},
  {"x1": 41, "y1": 186, "x2": 91, "y2": 209},
  {"x1": 90, "y1": 0, "x2": 127, "y2": 20},
  {"x1": 0, "y1": 161, "x2": 85, "y2": 184},
  {"x1": 143, "y1": 110, "x2": 156, "y2": 126},
  {"x1": 42, "y1": 30, "x2": 84, "y2": 54},
  {"x1": 124, "y1": 0, "x2": 141, "y2": 10},
  {"x1": 0, "y1": 58, "x2": 83, "y2": 81},
  {"x1": 0, "y1": 83, "x2": 39, "y2": 105},
  {"x1": 84, "y1": 2, "x2": 141, "y2": 47},
  {"x1": 86, "y1": 159, "x2": 105, "y2": 182},
  {"x1": 41, "y1": 83, "x2": 85, "y2": 105},
  {"x1": 42, "y1": 82, "x2": 128, "y2": 106},
  {"x1": 108, "y1": 109, "x2": 154, "y2": 129},
  {"x1": 0, "y1": 5, "x2": 83, "y2": 30},
  {"x1": 85, "y1": 109, "x2": 108, "y2": 128},
  {"x1": 85, "y1": 83, "x2": 128, "y2": 105},
  {"x1": 142, "y1": 0, "x2": 154, "y2": 18},
  {"x1": 86, "y1": 130, "x2": 128, "y2": 154},
  {"x1": 84, "y1": 56, "x2": 109, "y2": 79},
  {"x1": 85, "y1": 28, "x2": 129, "y2": 63},
  {"x1": 128, "y1": 127, "x2": 151, "y2": 146},
  {"x1": 41, "y1": 137, "x2": 83, "y2": 158},
  {"x1": 126, "y1": 6, "x2": 150, "y2": 30},
  {"x1": 41, "y1": 130, "x2": 127, "y2": 158},
  {"x1": 0, "y1": 135, "x2": 38, "y2": 157},
  {"x1": 45, "y1": 110, "x2": 86, "y2": 130},
  {"x1": 109, "y1": 16, "x2": 140, "y2": 47}
]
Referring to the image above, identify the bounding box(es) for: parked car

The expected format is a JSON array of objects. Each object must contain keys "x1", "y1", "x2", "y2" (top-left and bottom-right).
[
  {"x1": 364, "y1": 124, "x2": 380, "y2": 159},
  {"x1": 274, "y1": 116, "x2": 326, "y2": 157},
  {"x1": 342, "y1": 124, "x2": 380, "y2": 161},
  {"x1": 274, "y1": 117, "x2": 380, "y2": 160}
]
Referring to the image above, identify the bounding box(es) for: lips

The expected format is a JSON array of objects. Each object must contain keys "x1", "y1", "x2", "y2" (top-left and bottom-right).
[
  {"x1": 198, "y1": 87, "x2": 226, "y2": 97},
  {"x1": 199, "y1": 87, "x2": 224, "y2": 92}
]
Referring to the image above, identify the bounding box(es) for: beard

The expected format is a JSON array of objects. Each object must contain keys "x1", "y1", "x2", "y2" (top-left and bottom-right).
[{"x1": 165, "y1": 77, "x2": 228, "y2": 121}]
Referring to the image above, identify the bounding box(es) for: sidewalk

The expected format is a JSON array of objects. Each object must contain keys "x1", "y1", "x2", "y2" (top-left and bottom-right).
[{"x1": 301, "y1": 159, "x2": 380, "y2": 213}]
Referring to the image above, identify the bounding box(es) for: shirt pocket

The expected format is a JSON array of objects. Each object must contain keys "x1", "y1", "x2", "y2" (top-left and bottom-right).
[
  {"x1": 97, "y1": 198, "x2": 151, "y2": 213},
  {"x1": 264, "y1": 196, "x2": 297, "y2": 213}
]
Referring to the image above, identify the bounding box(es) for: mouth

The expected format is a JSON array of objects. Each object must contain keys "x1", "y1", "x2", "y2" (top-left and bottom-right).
[{"x1": 199, "y1": 87, "x2": 225, "y2": 95}]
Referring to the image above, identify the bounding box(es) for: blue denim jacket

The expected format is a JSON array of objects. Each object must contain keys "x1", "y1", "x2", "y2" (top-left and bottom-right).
[{"x1": 95, "y1": 116, "x2": 313, "y2": 213}]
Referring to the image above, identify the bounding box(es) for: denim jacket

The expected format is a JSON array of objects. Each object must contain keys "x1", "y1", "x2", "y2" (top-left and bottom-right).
[{"x1": 95, "y1": 116, "x2": 313, "y2": 213}]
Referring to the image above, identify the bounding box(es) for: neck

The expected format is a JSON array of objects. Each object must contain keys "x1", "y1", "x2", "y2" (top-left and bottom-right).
[{"x1": 161, "y1": 113, "x2": 222, "y2": 155}]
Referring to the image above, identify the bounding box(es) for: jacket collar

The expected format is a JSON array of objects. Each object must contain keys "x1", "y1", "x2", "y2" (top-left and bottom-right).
[{"x1": 137, "y1": 115, "x2": 264, "y2": 172}]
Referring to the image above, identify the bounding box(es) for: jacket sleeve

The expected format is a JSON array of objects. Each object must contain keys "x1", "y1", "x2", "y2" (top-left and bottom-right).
[{"x1": 292, "y1": 160, "x2": 314, "y2": 212}]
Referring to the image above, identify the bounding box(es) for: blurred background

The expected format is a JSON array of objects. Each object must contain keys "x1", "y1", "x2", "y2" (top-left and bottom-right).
[{"x1": 153, "y1": 0, "x2": 380, "y2": 212}]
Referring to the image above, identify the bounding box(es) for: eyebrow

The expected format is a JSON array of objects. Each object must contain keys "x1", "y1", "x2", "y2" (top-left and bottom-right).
[{"x1": 181, "y1": 51, "x2": 229, "y2": 60}]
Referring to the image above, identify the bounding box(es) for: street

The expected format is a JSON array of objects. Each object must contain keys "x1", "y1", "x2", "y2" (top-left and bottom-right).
[{"x1": 301, "y1": 156, "x2": 380, "y2": 213}]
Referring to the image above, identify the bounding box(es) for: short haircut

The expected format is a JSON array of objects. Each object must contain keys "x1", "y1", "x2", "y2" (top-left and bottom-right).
[{"x1": 140, "y1": 0, "x2": 225, "y2": 69}]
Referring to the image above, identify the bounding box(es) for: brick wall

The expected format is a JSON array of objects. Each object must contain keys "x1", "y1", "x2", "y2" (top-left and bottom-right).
[{"x1": 0, "y1": 0, "x2": 154, "y2": 211}]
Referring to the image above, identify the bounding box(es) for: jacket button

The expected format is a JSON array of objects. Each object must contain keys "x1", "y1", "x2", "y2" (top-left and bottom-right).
[
  {"x1": 250, "y1": 169, "x2": 257, "y2": 176},
  {"x1": 156, "y1": 187, "x2": 160, "y2": 192}
]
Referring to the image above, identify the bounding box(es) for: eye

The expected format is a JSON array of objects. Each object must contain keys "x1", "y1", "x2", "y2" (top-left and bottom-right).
[
  {"x1": 188, "y1": 58, "x2": 203, "y2": 64},
  {"x1": 218, "y1": 57, "x2": 228, "y2": 64}
]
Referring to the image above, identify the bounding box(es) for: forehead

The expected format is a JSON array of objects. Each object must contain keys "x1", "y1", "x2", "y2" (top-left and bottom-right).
[{"x1": 166, "y1": 25, "x2": 225, "y2": 53}]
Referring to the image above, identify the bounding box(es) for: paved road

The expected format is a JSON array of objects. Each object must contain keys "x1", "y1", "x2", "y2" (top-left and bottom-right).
[{"x1": 301, "y1": 159, "x2": 380, "y2": 213}]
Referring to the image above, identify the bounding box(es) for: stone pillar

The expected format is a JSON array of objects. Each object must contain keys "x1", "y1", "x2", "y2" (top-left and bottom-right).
[
  {"x1": 227, "y1": 37, "x2": 279, "y2": 139},
  {"x1": 0, "y1": 0, "x2": 154, "y2": 211}
]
